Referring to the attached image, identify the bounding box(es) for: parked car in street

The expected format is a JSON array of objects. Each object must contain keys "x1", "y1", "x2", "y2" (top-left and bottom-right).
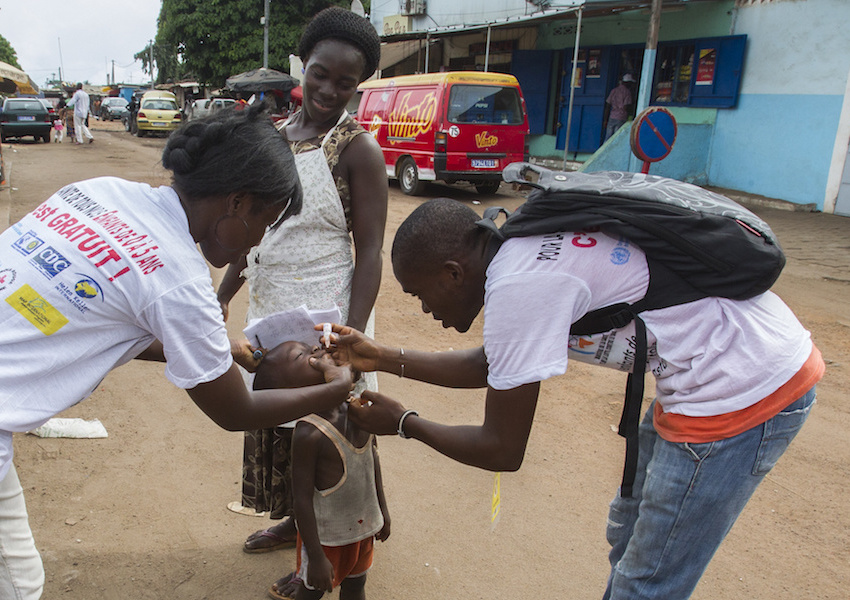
[
  {"x1": 100, "y1": 97, "x2": 129, "y2": 121},
  {"x1": 135, "y1": 90, "x2": 182, "y2": 136},
  {"x1": 0, "y1": 98, "x2": 53, "y2": 143},
  {"x1": 188, "y1": 97, "x2": 236, "y2": 120},
  {"x1": 37, "y1": 98, "x2": 60, "y2": 123}
]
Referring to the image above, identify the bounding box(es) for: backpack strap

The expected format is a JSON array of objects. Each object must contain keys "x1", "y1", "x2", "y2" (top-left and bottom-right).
[
  {"x1": 619, "y1": 316, "x2": 647, "y2": 498},
  {"x1": 476, "y1": 207, "x2": 510, "y2": 241},
  {"x1": 571, "y1": 306, "x2": 645, "y2": 499}
]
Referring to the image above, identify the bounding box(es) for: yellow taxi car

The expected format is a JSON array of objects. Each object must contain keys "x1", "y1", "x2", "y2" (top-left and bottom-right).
[{"x1": 136, "y1": 90, "x2": 182, "y2": 137}]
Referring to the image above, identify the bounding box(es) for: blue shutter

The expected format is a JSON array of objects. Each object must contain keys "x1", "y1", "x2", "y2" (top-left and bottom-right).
[
  {"x1": 511, "y1": 50, "x2": 554, "y2": 135},
  {"x1": 689, "y1": 35, "x2": 747, "y2": 108}
]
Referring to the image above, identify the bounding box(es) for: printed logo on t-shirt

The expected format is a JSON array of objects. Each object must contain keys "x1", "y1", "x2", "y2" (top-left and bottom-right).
[
  {"x1": 0, "y1": 268, "x2": 16, "y2": 292},
  {"x1": 610, "y1": 237, "x2": 632, "y2": 265},
  {"x1": 12, "y1": 231, "x2": 45, "y2": 256},
  {"x1": 74, "y1": 276, "x2": 103, "y2": 300},
  {"x1": 5, "y1": 284, "x2": 69, "y2": 335},
  {"x1": 568, "y1": 328, "x2": 658, "y2": 373},
  {"x1": 53, "y1": 275, "x2": 104, "y2": 315},
  {"x1": 29, "y1": 246, "x2": 71, "y2": 279}
]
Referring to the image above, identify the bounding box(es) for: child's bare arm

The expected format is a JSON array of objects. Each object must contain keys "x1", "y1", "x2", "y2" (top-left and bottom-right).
[
  {"x1": 373, "y1": 438, "x2": 391, "y2": 542},
  {"x1": 292, "y1": 422, "x2": 335, "y2": 593}
]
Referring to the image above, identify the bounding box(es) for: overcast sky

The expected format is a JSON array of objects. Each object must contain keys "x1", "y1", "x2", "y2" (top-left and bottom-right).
[{"x1": 1, "y1": 0, "x2": 161, "y2": 88}]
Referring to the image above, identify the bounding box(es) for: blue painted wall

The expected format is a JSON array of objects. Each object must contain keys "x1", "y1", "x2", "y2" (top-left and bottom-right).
[
  {"x1": 708, "y1": 94, "x2": 843, "y2": 209},
  {"x1": 580, "y1": 120, "x2": 713, "y2": 185}
]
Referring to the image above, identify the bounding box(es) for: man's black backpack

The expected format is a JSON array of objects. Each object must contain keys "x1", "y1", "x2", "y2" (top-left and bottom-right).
[{"x1": 476, "y1": 163, "x2": 785, "y2": 497}]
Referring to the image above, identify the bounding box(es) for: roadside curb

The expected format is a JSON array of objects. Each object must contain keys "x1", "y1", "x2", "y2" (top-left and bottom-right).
[{"x1": 713, "y1": 188, "x2": 818, "y2": 213}]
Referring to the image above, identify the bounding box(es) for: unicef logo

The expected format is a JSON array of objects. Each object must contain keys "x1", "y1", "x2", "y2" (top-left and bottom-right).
[
  {"x1": 610, "y1": 247, "x2": 631, "y2": 265},
  {"x1": 74, "y1": 276, "x2": 104, "y2": 300}
]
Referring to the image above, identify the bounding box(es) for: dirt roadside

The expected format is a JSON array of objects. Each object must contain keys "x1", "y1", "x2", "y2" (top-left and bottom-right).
[{"x1": 1, "y1": 121, "x2": 848, "y2": 600}]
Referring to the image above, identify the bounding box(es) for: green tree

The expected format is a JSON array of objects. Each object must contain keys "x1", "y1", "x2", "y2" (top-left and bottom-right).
[
  {"x1": 151, "y1": 0, "x2": 358, "y2": 88},
  {"x1": 0, "y1": 34, "x2": 21, "y2": 68}
]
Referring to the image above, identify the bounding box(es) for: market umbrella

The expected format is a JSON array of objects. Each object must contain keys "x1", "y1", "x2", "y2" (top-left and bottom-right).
[
  {"x1": 0, "y1": 61, "x2": 39, "y2": 95},
  {"x1": 225, "y1": 68, "x2": 299, "y2": 93}
]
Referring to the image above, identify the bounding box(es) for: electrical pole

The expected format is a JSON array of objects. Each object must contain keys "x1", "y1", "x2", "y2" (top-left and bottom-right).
[
  {"x1": 149, "y1": 40, "x2": 154, "y2": 89},
  {"x1": 263, "y1": 0, "x2": 270, "y2": 69},
  {"x1": 58, "y1": 38, "x2": 65, "y2": 83}
]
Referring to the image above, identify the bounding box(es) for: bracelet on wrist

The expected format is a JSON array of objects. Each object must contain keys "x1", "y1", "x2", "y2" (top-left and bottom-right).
[
  {"x1": 398, "y1": 347, "x2": 405, "y2": 378},
  {"x1": 397, "y1": 409, "x2": 418, "y2": 439}
]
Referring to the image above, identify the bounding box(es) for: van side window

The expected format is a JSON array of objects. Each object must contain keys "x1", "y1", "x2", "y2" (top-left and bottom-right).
[{"x1": 448, "y1": 85, "x2": 523, "y2": 125}]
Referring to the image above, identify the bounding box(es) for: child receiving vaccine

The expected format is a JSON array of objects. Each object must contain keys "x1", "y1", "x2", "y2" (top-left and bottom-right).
[{"x1": 255, "y1": 341, "x2": 390, "y2": 600}]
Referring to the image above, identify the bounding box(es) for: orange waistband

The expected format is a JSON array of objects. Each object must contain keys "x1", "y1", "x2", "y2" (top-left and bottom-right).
[{"x1": 654, "y1": 345, "x2": 824, "y2": 444}]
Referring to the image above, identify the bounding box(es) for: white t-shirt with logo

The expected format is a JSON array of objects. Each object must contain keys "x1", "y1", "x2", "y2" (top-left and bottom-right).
[
  {"x1": 0, "y1": 177, "x2": 232, "y2": 480},
  {"x1": 483, "y1": 230, "x2": 812, "y2": 417}
]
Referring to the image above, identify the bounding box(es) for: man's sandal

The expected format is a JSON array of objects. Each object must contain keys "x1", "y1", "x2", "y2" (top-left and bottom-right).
[{"x1": 243, "y1": 528, "x2": 297, "y2": 553}]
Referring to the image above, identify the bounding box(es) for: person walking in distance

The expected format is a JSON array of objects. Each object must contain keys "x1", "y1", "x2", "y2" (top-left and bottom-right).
[{"x1": 71, "y1": 83, "x2": 94, "y2": 144}]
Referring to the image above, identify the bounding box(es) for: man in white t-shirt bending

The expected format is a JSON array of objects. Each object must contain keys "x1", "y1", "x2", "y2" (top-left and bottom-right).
[
  {"x1": 333, "y1": 197, "x2": 824, "y2": 600},
  {"x1": 71, "y1": 83, "x2": 94, "y2": 144}
]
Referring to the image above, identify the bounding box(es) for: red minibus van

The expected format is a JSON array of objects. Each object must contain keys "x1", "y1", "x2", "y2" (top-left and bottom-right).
[{"x1": 356, "y1": 71, "x2": 529, "y2": 195}]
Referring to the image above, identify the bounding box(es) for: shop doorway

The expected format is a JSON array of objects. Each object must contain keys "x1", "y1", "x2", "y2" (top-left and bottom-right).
[{"x1": 556, "y1": 44, "x2": 643, "y2": 155}]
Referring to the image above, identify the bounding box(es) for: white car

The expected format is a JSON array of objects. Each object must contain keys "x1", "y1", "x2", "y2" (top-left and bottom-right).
[{"x1": 188, "y1": 98, "x2": 236, "y2": 120}]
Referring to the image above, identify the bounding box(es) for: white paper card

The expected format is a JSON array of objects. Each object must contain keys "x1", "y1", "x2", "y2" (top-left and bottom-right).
[{"x1": 243, "y1": 304, "x2": 342, "y2": 350}]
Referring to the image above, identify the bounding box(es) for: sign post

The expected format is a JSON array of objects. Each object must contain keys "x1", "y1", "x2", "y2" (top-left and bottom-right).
[{"x1": 630, "y1": 107, "x2": 677, "y2": 174}]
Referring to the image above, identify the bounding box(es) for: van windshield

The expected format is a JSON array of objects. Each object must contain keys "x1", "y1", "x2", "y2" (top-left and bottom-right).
[{"x1": 447, "y1": 85, "x2": 523, "y2": 125}]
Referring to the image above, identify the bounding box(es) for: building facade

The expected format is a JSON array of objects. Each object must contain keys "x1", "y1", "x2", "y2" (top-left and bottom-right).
[{"x1": 370, "y1": 0, "x2": 850, "y2": 214}]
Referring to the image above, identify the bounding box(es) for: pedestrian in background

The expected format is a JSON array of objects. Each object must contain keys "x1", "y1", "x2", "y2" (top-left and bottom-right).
[
  {"x1": 71, "y1": 83, "x2": 94, "y2": 144},
  {"x1": 604, "y1": 73, "x2": 635, "y2": 141}
]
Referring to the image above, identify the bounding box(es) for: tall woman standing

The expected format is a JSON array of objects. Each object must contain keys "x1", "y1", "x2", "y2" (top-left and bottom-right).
[
  {"x1": 0, "y1": 106, "x2": 355, "y2": 600},
  {"x1": 216, "y1": 5, "x2": 388, "y2": 573}
]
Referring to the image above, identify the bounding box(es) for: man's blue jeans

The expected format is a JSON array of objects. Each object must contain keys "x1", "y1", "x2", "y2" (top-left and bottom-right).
[{"x1": 603, "y1": 388, "x2": 816, "y2": 600}]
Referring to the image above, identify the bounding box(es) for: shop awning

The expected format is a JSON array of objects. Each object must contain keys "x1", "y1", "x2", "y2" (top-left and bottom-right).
[
  {"x1": 378, "y1": 0, "x2": 718, "y2": 43},
  {"x1": 0, "y1": 61, "x2": 39, "y2": 95},
  {"x1": 379, "y1": 40, "x2": 424, "y2": 71}
]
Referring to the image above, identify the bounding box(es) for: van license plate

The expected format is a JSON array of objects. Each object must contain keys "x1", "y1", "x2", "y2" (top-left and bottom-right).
[{"x1": 471, "y1": 159, "x2": 497, "y2": 168}]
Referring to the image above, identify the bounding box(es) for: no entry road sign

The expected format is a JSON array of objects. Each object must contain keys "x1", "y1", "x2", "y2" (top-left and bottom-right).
[{"x1": 630, "y1": 107, "x2": 677, "y2": 173}]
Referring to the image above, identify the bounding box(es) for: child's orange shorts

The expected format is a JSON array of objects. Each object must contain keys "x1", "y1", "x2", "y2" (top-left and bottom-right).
[{"x1": 295, "y1": 533, "x2": 374, "y2": 590}]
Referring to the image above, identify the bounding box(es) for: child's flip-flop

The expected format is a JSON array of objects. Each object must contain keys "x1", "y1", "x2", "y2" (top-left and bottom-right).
[
  {"x1": 243, "y1": 528, "x2": 297, "y2": 553},
  {"x1": 267, "y1": 573, "x2": 302, "y2": 600}
]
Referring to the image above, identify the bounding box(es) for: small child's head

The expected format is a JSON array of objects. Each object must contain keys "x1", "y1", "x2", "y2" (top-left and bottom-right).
[{"x1": 253, "y1": 341, "x2": 327, "y2": 391}]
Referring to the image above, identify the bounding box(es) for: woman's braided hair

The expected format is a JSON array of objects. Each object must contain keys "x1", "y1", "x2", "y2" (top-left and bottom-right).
[
  {"x1": 298, "y1": 6, "x2": 381, "y2": 82},
  {"x1": 162, "y1": 104, "x2": 302, "y2": 219}
]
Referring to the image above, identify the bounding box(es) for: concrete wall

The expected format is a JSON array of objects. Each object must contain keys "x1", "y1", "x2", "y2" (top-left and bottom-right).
[
  {"x1": 710, "y1": 0, "x2": 850, "y2": 210},
  {"x1": 580, "y1": 107, "x2": 715, "y2": 183},
  {"x1": 536, "y1": 1, "x2": 735, "y2": 50},
  {"x1": 370, "y1": 0, "x2": 533, "y2": 29},
  {"x1": 528, "y1": 2, "x2": 735, "y2": 167}
]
